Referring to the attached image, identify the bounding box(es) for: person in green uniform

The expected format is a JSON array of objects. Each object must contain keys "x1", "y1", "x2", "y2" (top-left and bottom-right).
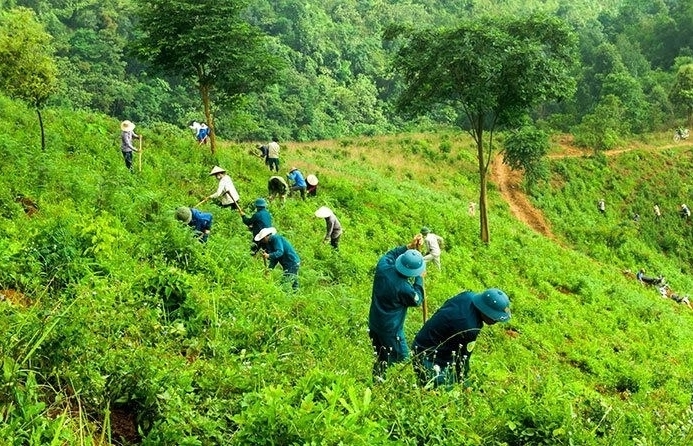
[
  {"x1": 368, "y1": 234, "x2": 426, "y2": 380},
  {"x1": 412, "y1": 288, "x2": 511, "y2": 389},
  {"x1": 241, "y1": 198, "x2": 273, "y2": 255},
  {"x1": 255, "y1": 227, "x2": 301, "y2": 290}
]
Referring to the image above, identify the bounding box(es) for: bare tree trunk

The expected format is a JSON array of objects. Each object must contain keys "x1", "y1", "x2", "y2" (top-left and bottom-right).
[
  {"x1": 471, "y1": 117, "x2": 490, "y2": 244},
  {"x1": 37, "y1": 107, "x2": 46, "y2": 151},
  {"x1": 200, "y1": 84, "x2": 215, "y2": 155},
  {"x1": 477, "y1": 138, "x2": 489, "y2": 244}
]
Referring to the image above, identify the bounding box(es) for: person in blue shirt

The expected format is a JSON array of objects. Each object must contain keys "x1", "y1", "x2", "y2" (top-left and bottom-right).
[
  {"x1": 241, "y1": 198, "x2": 273, "y2": 255},
  {"x1": 368, "y1": 234, "x2": 426, "y2": 380},
  {"x1": 176, "y1": 206, "x2": 213, "y2": 243},
  {"x1": 287, "y1": 167, "x2": 307, "y2": 200},
  {"x1": 255, "y1": 227, "x2": 301, "y2": 290},
  {"x1": 412, "y1": 288, "x2": 511, "y2": 389}
]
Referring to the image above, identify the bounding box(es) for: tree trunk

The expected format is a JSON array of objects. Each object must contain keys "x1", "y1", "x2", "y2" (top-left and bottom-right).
[
  {"x1": 200, "y1": 84, "x2": 215, "y2": 155},
  {"x1": 477, "y1": 138, "x2": 489, "y2": 244},
  {"x1": 37, "y1": 107, "x2": 46, "y2": 151}
]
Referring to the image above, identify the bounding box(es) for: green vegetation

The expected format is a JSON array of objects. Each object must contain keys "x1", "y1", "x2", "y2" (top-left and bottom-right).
[
  {"x1": 3, "y1": 0, "x2": 693, "y2": 141},
  {"x1": 2, "y1": 94, "x2": 693, "y2": 444}
]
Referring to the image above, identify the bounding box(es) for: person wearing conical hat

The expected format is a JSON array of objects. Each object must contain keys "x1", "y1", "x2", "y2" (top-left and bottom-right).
[
  {"x1": 412, "y1": 288, "x2": 511, "y2": 389},
  {"x1": 189, "y1": 121, "x2": 209, "y2": 144},
  {"x1": 175, "y1": 206, "x2": 213, "y2": 243},
  {"x1": 208, "y1": 166, "x2": 241, "y2": 210},
  {"x1": 120, "y1": 120, "x2": 140, "y2": 172},
  {"x1": 306, "y1": 174, "x2": 319, "y2": 197},
  {"x1": 255, "y1": 227, "x2": 301, "y2": 290},
  {"x1": 314, "y1": 206, "x2": 342, "y2": 250},
  {"x1": 287, "y1": 167, "x2": 307, "y2": 200}
]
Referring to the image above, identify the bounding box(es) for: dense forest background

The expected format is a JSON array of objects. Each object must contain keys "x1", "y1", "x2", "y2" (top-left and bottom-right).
[{"x1": 3, "y1": 0, "x2": 693, "y2": 141}]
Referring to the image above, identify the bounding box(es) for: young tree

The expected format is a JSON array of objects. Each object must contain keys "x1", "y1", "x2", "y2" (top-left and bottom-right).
[
  {"x1": 0, "y1": 8, "x2": 58, "y2": 151},
  {"x1": 670, "y1": 63, "x2": 693, "y2": 126},
  {"x1": 503, "y1": 125, "x2": 550, "y2": 192},
  {"x1": 389, "y1": 14, "x2": 578, "y2": 243},
  {"x1": 134, "y1": 0, "x2": 282, "y2": 154}
]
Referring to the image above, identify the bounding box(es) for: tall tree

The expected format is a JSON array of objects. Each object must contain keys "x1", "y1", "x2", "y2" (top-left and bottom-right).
[
  {"x1": 389, "y1": 14, "x2": 578, "y2": 243},
  {"x1": 0, "y1": 7, "x2": 58, "y2": 151},
  {"x1": 134, "y1": 0, "x2": 281, "y2": 153}
]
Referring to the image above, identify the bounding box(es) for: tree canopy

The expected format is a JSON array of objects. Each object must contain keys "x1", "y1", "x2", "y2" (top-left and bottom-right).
[
  {"x1": 133, "y1": 0, "x2": 282, "y2": 152},
  {"x1": 390, "y1": 14, "x2": 578, "y2": 243},
  {"x1": 0, "y1": 7, "x2": 58, "y2": 150}
]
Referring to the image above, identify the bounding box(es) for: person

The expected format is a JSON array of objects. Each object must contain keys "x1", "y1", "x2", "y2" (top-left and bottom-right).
[
  {"x1": 242, "y1": 198, "x2": 273, "y2": 255},
  {"x1": 189, "y1": 121, "x2": 209, "y2": 144},
  {"x1": 267, "y1": 136, "x2": 280, "y2": 172},
  {"x1": 369, "y1": 235, "x2": 426, "y2": 380},
  {"x1": 412, "y1": 288, "x2": 511, "y2": 389},
  {"x1": 420, "y1": 227, "x2": 444, "y2": 270},
  {"x1": 257, "y1": 144, "x2": 269, "y2": 166},
  {"x1": 633, "y1": 213, "x2": 640, "y2": 223},
  {"x1": 120, "y1": 120, "x2": 140, "y2": 172},
  {"x1": 306, "y1": 174, "x2": 319, "y2": 197},
  {"x1": 287, "y1": 167, "x2": 307, "y2": 200},
  {"x1": 255, "y1": 227, "x2": 301, "y2": 290},
  {"x1": 468, "y1": 202, "x2": 476, "y2": 217},
  {"x1": 197, "y1": 123, "x2": 210, "y2": 144},
  {"x1": 268, "y1": 175, "x2": 289, "y2": 203},
  {"x1": 636, "y1": 269, "x2": 665, "y2": 286},
  {"x1": 654, "y1": 204, "x2": 661, "y2": 220},
  {"x1": 598, "y1": 198, "x2": 605, "y2": 215},
  {"x1": 680, "y1": 204, "x2": 691, "y2": 219},
  {"x1": 315, "y1": 206, "x2": 342, "y2": 250},
  {"x1": 175, "y1": 206, "x2": 213, "y2": 243},
  {"x1": 208, "y1": 166, "x2": 241, "y2": 210}
]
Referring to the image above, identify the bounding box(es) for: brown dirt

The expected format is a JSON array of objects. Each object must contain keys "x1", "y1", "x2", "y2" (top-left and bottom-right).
[
  {"x1": 109, "y1": 406, "x2": 141, "y2": 445},
  {"x1": 0, "y1": 289, "x2": 32, "y2": 307},
  {"x1": 489, "y1": 135, "x2": 688, "y2": 238},
  {"x1": 491, "y1": 154, "x2": 557, "y2": 240}
]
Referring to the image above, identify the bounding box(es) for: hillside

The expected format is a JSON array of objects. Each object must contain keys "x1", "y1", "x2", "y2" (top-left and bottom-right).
[{"x1": 2, "y1": 97, "x2": 693, "y2": 445}]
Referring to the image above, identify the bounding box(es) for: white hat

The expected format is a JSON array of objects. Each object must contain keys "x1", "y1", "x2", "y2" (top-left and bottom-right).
[
  {"x1": 209, "y1": 166, "x2": 226, "y2": 175},
  {"x1": 306, "y1": 174, "x2": 319, "y2": 186},
  {"x1": 314, "y1": 206, "x2": 332, "y2": 218},
  {"x1": 120, "y1": 120, "x2": 135, "y2": 131},
  {"x1": 189, "y1": 121, "x2": 201, "y2": 130},
  {"x1": 254, "y1": 227, "x2": 277, "y2": 241}
]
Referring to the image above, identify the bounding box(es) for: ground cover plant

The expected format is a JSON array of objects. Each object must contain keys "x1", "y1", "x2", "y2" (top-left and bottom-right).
[{"x1": 2, "y1": 94, "x2": 693, "y2": 444}]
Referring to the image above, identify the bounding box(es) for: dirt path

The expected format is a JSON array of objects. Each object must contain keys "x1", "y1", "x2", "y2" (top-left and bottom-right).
[
  {"x1": 489, "y1": 136, "x2": 685, "y2": 239},
  {"x1": 490, "y1": 154, "x2": 556, "y2": 240}
]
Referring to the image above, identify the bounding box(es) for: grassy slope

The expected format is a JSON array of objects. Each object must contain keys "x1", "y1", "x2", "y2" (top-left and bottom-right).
[{"x1": 1, "y1": 96, "x2": 693, "y2": 444}]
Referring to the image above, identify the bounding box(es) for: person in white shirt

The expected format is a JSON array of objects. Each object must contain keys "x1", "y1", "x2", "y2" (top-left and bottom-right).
[
  {"x1": 267, "y1": 136, "x2": 280, "y2": 172},
  {"x1": 208, "y1": 166, "x2": 241, "y2": 210},
  {"x1": 420, "y1": 226, "x2": 444, "y2": 270}
]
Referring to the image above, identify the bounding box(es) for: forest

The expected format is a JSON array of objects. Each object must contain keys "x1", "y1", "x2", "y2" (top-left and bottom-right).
[{"x1": 2, "y1": 0, "x2": 693, "y2": 142}]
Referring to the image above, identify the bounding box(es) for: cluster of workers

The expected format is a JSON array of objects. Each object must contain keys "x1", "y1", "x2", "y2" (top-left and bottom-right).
[
  {"x1": 597, "y1": 198, "x2": 691, "y2": 221},
  {"x1": 175, "y1": 164, "x2": 342, "y2": 290},
  {"x1": 120, "y1": 120, "x2": 512, "y2": 389},
  {"x1": 626, "y1": 269, "x2": 692, "y2": 310}
]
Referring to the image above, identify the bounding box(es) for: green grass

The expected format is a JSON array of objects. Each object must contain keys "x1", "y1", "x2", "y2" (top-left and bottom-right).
[{"x1": 2, "y1": 94, "x2": 693, "y2": 445}]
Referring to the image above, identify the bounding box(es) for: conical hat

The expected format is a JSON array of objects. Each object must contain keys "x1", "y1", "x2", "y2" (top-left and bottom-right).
[
  {"x1": 306, "y1": 174, "x2": 319, "y2": 186},
  {"x1": 314, "y1": 206, "x2": 332, "y2": 218},
  {"x1": 254, "y1": 227, "x2": 277, "y2": 241},
  {"x1": 120, "y1": 120, "x2": 135, "y2": 131},
  {"x1": 209, "y1": 166, "x2": 226, "y2": 175}
]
